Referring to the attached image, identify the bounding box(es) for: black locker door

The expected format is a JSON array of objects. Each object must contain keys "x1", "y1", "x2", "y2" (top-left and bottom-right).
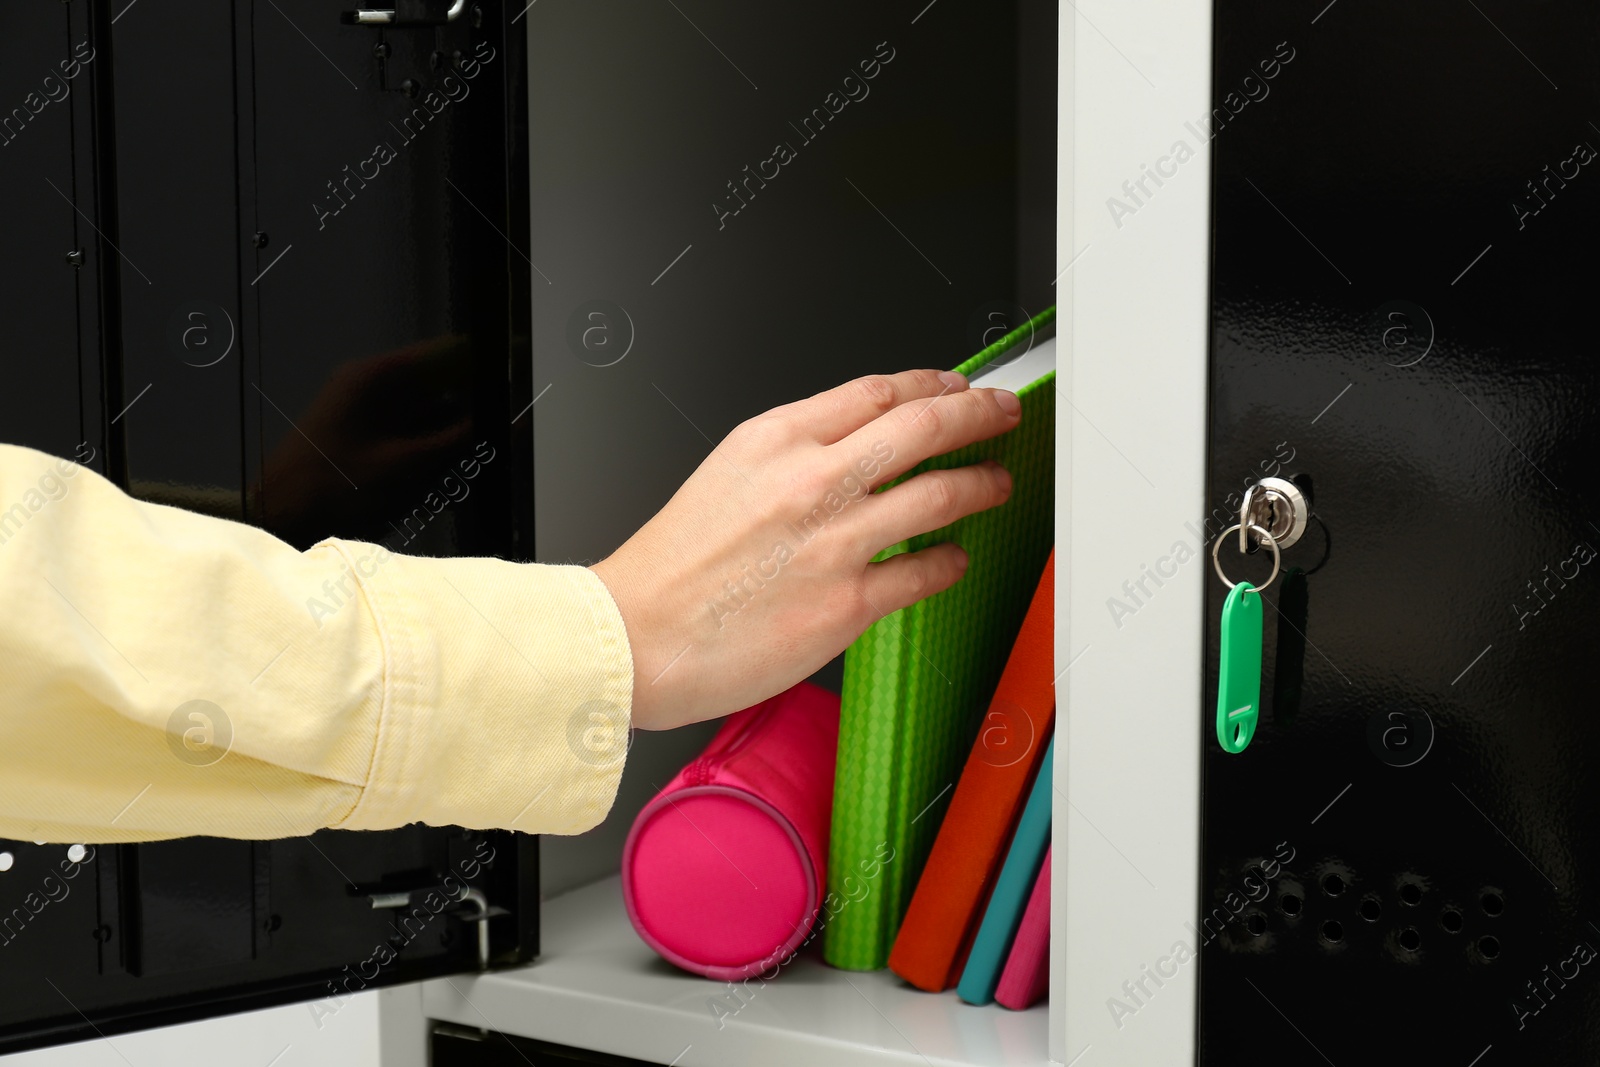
[
  {"x1": 0, "y1": 1, "x2": 537, "y2": 1053},
  {"x1": 1201, "y1": 2, "x2": 1600, "y2": 1063}
]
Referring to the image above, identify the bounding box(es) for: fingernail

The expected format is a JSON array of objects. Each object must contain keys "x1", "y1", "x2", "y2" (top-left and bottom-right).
[
  {"x1": 993, "y1": 389, "x2": 1021, "y2": 417},
  {"x1": 990, "y1": 462, "x2": 1012, "y2": 495},
  {"x1": 938, "y1": 370, "x2": 968, "y2": 391}
]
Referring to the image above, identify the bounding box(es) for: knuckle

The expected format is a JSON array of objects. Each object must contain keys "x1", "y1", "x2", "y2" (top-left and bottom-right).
[
  {"x1": 988, "y1": 465, "x2": 1013, "y2": 500},
  {"x1": 733, "y1": 412, "x2": 786, "y2": 451},
  {"x1": 856, "y1": 375, "x2": 898, "y2": 415},
  {"x1": 905, "y1": 558, "x2": 933, "y2": 598},
  {"x1": 965, "y1": 388, "x2": 997, "y2": 421},
  {"x1": 842, "y1": 578, "x2": 875, "y2": 616},
  {"x1": 908, "y1": 399, "x2": 943, "y2": 437},
  {"x1": 922, "y1": 474, "x2": 959, "y2": 519}
]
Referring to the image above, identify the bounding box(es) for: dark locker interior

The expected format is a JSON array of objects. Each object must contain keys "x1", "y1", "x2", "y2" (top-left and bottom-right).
[
  {"x1": 0, "y1": 0, "x2": 1053, "y2": 1055},
  {"x1": 1201, "y1": 1, "x2": 1600, "y2": 1063}
]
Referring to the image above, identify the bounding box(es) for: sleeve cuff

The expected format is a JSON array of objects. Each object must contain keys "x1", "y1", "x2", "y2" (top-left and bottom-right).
[{"x1": 321, "y1": 540, "x2": 634, "y2": 835}]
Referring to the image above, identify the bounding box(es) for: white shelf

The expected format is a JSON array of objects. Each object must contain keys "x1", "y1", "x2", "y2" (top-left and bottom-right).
[{"x1": 421, "y1": 875, "x2": 1050, "y2": 1067}]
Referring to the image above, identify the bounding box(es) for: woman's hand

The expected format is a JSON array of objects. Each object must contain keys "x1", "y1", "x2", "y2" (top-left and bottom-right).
[{"x1": 590, "y1": 369, "x2": 1021, "y2": 732}]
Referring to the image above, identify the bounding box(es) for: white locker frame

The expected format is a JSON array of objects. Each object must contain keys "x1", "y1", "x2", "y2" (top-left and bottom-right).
[
  {"x1": 393, "y1": 7, "x2": 1220, "y2": 1067},
  {"x1": 1054, "y1": 1, "x2": 1212, "y2": 1064}
]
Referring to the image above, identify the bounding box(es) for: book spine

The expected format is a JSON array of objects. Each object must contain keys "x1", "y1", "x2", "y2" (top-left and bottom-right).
[
  {"x1": 879, "y1": 594, "x2": 931, "y2": 956},
  {"x1": 823, "y1": 583, "x2": 916, "y2": 969},
  {"x1": 889, "y1": 551, "x2": 1055, "y2": 991},
  {"x1": 956, "y1": 736, "x2": 1055, "y2": 1005},
  {"x1": 994, "y1": 846, "x2": 1052, "y2": 1011}
]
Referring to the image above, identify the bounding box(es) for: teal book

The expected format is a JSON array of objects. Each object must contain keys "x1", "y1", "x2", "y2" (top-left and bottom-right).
[
  {"x1": 956, "y1": 734, "x2": 1054, "y2": 1006},
  {"x1": 824, "y1": 309, "x2": 1056, "y2": 971}
]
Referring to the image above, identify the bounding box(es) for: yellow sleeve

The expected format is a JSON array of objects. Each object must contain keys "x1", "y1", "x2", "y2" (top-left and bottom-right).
[{"x1": 0, "y1": 444, "x2": 633, "y2": 844}]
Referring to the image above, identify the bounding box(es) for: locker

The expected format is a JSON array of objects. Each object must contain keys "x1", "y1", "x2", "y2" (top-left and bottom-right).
[
  {"x1": 1062, "y1": 2, "x2": 1600, "y2": 1065},
  {"x1": 12, "y1": 1, "x2": 1586, "y2": 1064}
]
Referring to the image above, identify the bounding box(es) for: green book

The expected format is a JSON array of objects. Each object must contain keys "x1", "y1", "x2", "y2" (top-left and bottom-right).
[{"x1": 823, "y1": 308, "x2": 1056, "y2": 971}]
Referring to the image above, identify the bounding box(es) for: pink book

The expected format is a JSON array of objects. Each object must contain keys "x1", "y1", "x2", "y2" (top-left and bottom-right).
[{"x1": 994, "y1": 847, "x2": 1050, "y2": 1010}]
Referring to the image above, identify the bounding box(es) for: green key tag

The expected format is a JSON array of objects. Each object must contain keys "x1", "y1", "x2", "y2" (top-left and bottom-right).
[{"x1": 1216, "y1": 581, "x2": 1263, "y2": 753}]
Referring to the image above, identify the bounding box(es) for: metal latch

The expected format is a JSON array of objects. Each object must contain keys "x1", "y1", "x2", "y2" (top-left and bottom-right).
[
  {"x1": 343, "y1": 0, "x2": 466, "y2": 25},
  {"x1": 368, "y1": 886, "x2": 503, "y2": 970}
]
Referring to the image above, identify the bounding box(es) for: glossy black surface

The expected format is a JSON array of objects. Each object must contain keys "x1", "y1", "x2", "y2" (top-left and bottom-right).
[
  {"x1": 1202, "y1": 2, "x2": 1600, "y2": 1063},
  {"x1": 0, "y1": 1, "x2": 535, "y2": 1052}
]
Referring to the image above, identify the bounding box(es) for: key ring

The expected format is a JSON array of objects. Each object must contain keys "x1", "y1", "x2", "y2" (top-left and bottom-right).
[{"x1": 1212, "y1": 522, "x2": 1281, "y2": 593}]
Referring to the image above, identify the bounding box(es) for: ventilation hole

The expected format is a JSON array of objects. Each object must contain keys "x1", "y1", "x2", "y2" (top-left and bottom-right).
[
  {"x1": 1481, "y1": 891, "x2": 1504, "y2": 916},
  {"x1": 1322, "y1": 873, "x2": 1346, "y2": 897},
  {"x1": 1321, "y1": 920, "x2": 1344, "y2": 943},
  {"x1": 1280, "y1": 893, "x2": 1303, "y2": 916},
  {"x1": 1442, "y1": 909, "x2": 1464, "y2": 933},
  {"x1": 0, "y1": 852, "x2": 12, "y2": 873},
  {"x1": 1399, "y1": 927, "x2": 1422, "y2": 951},
  {"x1": 66, "y1": 844, "x2": 87, "y2": 863},
  {"x1": 1399, "y1": 883, "x2": 1422, "y2": 906},
  {"x1": 1359, "y1": 898, "x2": 1382, "y2": 922},
  {"x1": 1478, "y1": 935, "x2": 1502, "y2": 960},
  {"x1": 1246, "y1": 913, "x2": 1267, "y2": 937}
]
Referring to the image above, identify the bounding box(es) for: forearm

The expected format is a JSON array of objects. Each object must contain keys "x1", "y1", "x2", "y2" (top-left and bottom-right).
[{"x1": 0, "y1": 444, "x2": 631, "y2": 843}]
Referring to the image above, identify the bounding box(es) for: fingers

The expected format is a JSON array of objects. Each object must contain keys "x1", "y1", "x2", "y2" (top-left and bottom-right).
[
  {"x1": 782, "y1": 370, "x2": 969, "y2": 445},
  {"x1": 856, "y1": 461, "x2": 1012, "y2": 551},
  {"x1": 836, "y1": 386, "x2": 1022, "y2": 487},
  {"x1": 858, "y1": 543, "x2": 970, "y2": 618}
]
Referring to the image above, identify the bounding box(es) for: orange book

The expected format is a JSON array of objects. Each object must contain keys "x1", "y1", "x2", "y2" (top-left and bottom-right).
[{"x1": 888, "y1": 551, "x2": 1056, "y2": 992}]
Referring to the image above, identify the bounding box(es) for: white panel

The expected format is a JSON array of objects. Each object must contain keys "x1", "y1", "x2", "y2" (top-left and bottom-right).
[
  {"x1": 0, "y1": 993, "x2": 381, "y2": 1067},
  {"x1": 423, "y1": 876, "x2": 1048, "y2": 1067},
  {"x1": 376, "y1": 985, "x2": 429, "y2": 1067},
  {"x1": 1054, "y1": 2, "x2": 1212, "y2": 1065}
]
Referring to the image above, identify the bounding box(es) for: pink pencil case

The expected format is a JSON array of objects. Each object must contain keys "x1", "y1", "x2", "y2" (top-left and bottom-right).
[{"x1": 621, "y1": 682, "x2": 840, "y2": 981}]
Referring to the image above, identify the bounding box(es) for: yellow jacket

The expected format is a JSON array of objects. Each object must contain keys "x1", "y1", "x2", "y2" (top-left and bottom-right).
[{"x1": 0, "y1": 444, "x2": 632, "y2": 843}]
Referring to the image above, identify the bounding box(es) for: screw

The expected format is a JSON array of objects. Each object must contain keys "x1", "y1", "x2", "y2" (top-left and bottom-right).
[
  {"x1": 400, "y1": 78, "x2": 419, "y2": 99},
  {"x1": 252, "y1": 231, "x2": 269, "y2": 250},
  {"x1": 430, "y1": 50, "x2": 445, "y2": 70},
  {"x1": 471, "y1": 3, "x2": 483, "y2": 27},
  {"x1": 451, "y1": 49, "x2": 465, "y2": 69},
  {"x1": 374, "y1": 41, "x2": 391, "y2": 60},
  {"x1": 66, "y1": 249, "x2": 84, "y2": 267}
]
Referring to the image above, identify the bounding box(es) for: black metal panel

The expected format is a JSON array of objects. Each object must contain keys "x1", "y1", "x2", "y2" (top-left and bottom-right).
[
  {"x1": 247, "y1": 0, "x2": 521, "y2": 556},
  {"x1": 124, "y1": 839, "x2": 255, "y2": 977},
  {"x1": 1201, "y1": 2, "x2": 1600, "y2": 1064},
  {"x1": 0, "y1": 4, "x2": 86, "y2": 461},
  {"x1": 111, "y1": 0, "x2": 245, "y2": 513},
  {"x1": 0, "y1": 0, "x2": 537, "y2": 1053}
]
